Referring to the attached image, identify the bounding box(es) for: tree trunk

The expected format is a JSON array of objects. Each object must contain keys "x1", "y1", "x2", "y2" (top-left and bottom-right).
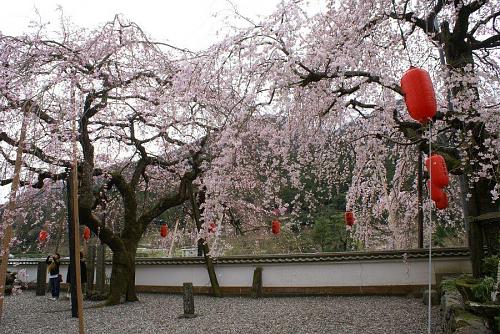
[
  {"x1": 201, "y1": 241, "x2": 221, "y2": 297},
  {"x1": 463, "y1": 178, "x2": 497, "y2": 277},
  {"x1": 442, "y1": 37, "x2": 498, "y2": 277},
  {"x1": 188, "y1": 184, "x2": 222, "y2": 297},
  {"x1": 106, "y1": 240, "x2": 138, "y2": 305}
]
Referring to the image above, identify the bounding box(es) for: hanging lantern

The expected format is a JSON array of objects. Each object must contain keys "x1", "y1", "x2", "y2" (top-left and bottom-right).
[
  {"x1": 160, "y1": 224, "x2": 168, "y2": 238},
  {"x1": 400, "y1": 67, "x2": 437, "y2": 123},
  {"x1": 83, "y1": 227, "x2": 91, "y2": 241},
  {"x1": 427, "y1": 180, "x2": 445, "y2": 202},
  {"x1": 344, "y1": 211, "x2": 355, "y2": 226},
  {"x1": 435, "y1": 192, "x2": 449, "y2": 210},
  {"x1": 271, "y1": 220, "x2": 281, "y2": 235},
  {"x1": 38, "y1": 230, "x2": 48, "y2": 242},
  {"x1": 208, "y1": 223, "x2": 217, "y2": 233},
  {"x1": 425, "y1": 154, "x2": 449, "y2": 188}
]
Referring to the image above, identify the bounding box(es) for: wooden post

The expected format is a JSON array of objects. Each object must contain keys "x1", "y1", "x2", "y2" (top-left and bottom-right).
[
  {"x1": 168, "y1": 219, "x2": 180, "y2": 257},
  {"x1": 251, "y1": 267, "x2": 263, "y2": 298},
  {"x1": 470, "y1": 221, "x2": 484, "y2": 278},
  {"x1": 182, "y1": 282, "x2": 196, "y2": 318},
  {"x1": 0, "y1": 106, "x2": 29, "y2": 319},
  {"x1": 71, "y1": 166, "x2": 85, "y2": 332},
  {"x1": 36, "y1": 261, "x2": 47, "y2": 296},
  {"x1": 66, "y1": 171, "x2": 78, "y2": 317},
  {"x1": 168, "y1": 218, "x2": 179, "y2": 257},
  {"x1": 69, "y1": 84, "x2": 85, "y2": 333}
]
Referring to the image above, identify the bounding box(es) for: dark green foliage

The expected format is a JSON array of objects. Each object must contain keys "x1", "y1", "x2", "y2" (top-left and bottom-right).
[
  {"x1": 433, "y1": 221, "x2": 466, "y2": 247},
  {"x1": 481, "y1": 256, "x2": 499, "y2": 280},
  {"x1": 311, "y1": 204, "x2": 352, "y2": 252},
  {"x1": 455, "y1": 275, "x2": 495, "y2": 303}
]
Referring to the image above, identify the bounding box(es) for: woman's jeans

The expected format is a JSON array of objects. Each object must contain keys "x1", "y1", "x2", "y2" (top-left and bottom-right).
[{"x1": 49, "y1": 277, "x2": 60, "y2": 298}]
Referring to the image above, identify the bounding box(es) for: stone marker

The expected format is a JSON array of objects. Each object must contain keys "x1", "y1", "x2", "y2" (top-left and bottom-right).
[
  {"x1": 251, "y1": 267, "x2": 263, "y2": 298},
  {"x1": 86, "y1": 245, "x2": 96, "y2": 298},
  {"x1": 36, "y1": 261, "x2": 47, "y2": 296},
  {"x1": 180, "y1": 282, "x2": 196, "y2": 318},
  {"x1": 95, "y1": 244, "x2": 106, "y2": 296}
]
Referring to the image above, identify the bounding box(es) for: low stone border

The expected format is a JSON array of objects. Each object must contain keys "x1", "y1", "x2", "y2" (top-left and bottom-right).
[{"x1": 440, "y1": 277, "x2": 492, "y2": 333}]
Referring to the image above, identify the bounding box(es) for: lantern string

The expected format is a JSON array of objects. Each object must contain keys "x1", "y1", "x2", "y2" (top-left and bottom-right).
[
  {"x1": 426, "y1": 1, "x2": 437, "y2": 331},
  {"x1": 427, "y1": 121, "x2": 433, "y2": 334},
  {"x1": 391, "y1": 0, "x2": 413, "y2": 66}
]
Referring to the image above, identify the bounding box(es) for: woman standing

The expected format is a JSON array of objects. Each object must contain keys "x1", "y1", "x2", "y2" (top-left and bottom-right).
[{"x1": 46, "y1": 253, "x2": 61, "y2": 301}]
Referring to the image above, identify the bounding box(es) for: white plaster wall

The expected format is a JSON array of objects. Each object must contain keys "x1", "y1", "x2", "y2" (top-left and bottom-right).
[
  {"x1": 134, "y1": 257, "x2": 471, "y2": 287},
  {"x1": 9, "y1": 257, "x2": 471, "y2": 287}
]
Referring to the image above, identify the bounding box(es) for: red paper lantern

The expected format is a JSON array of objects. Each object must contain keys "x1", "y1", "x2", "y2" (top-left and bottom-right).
[
  {"x1": 208, "y1": 223, "x2": 217, "y2": 233},
  {"x1": 435, "y1": 192, "x2": 449, "y2": 210},
  {"x1": 160, "y1": 224, "x2": 168, "y2": 238},
  {"x1": 425, "y1": 154, "x2": 449, "y2": 188},
  {"x1": 401, "y1": 67, "x2": 437, "y2": 124},
  {"x1": 344, "y1": 211, "x2": 355, "y2": 226},
  {"x1": 428, "y1": 180, "x2": 445, "y2": 202},
  {"x1": 83, "y1": 227, "x2": 91, "y2": 241},
  {"x1": 271, "y1": 220, "x2": 281, "y2": 235},
  {"x1": 38, "y1": 230, "x2": 48, "y2": 242}
]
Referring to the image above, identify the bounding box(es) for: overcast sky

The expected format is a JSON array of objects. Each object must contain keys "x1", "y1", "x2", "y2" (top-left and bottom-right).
[{"x1": 0, "y1": 0, "x2": 285, "y2": 50}]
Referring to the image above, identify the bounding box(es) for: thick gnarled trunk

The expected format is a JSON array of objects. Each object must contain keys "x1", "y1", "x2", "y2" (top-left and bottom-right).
[
  {"x1": 106, "y1": 240, "x2": 139, "y2": 305},
  {"x1": 444, "y1": 40, "x2": 498, "y2": 277}
]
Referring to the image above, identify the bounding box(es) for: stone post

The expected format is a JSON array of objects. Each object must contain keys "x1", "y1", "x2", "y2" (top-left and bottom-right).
[
  {"x1": 95, "y1": 244, "x2": 106, "y2": 296},
  {"x1": 86, "y1": 245, "x2": 96, "y2": 297},
  {"x1": 35, "y1": 261, "x2": 47, "y2": 296},
  {"x1": 251, "y1": 267, "x2": 263, "y2": 298},
  {"x1": 182, "y1": 282, "x2": 196, "y2": 318}
]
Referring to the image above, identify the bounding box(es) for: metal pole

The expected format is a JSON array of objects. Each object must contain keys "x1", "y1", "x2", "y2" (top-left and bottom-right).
[
  {"x1": 427, "y1": 122, "x2": 433, "y2": 334},
  {"x1": 417, "y1": 150, "x2": 424, "y2": 248}
]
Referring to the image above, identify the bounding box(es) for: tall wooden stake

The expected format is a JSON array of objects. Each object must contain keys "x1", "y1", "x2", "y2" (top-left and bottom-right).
[
  {"x1": 66, "y1": 171, "x2": 78, "y2": 317},
  {"x1": 168, "y1": 219, "x2": 180, "y2": 257},
  {"x1": 70, "y1": 85, "x2": 85, "y2": 333},
  {"x1": 0, "y1": 106, "x2": 29, "y2": 319}
]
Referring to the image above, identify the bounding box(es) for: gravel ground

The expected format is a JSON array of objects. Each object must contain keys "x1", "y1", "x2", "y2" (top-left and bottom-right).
[{"x1": 2, "y1": 292, "x2": 442, "y2": 334}]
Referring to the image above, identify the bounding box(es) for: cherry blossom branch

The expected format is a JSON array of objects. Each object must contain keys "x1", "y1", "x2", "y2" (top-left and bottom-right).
[{"x1": 469, "y1": 9, "x2": 500, "y2": 35}]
